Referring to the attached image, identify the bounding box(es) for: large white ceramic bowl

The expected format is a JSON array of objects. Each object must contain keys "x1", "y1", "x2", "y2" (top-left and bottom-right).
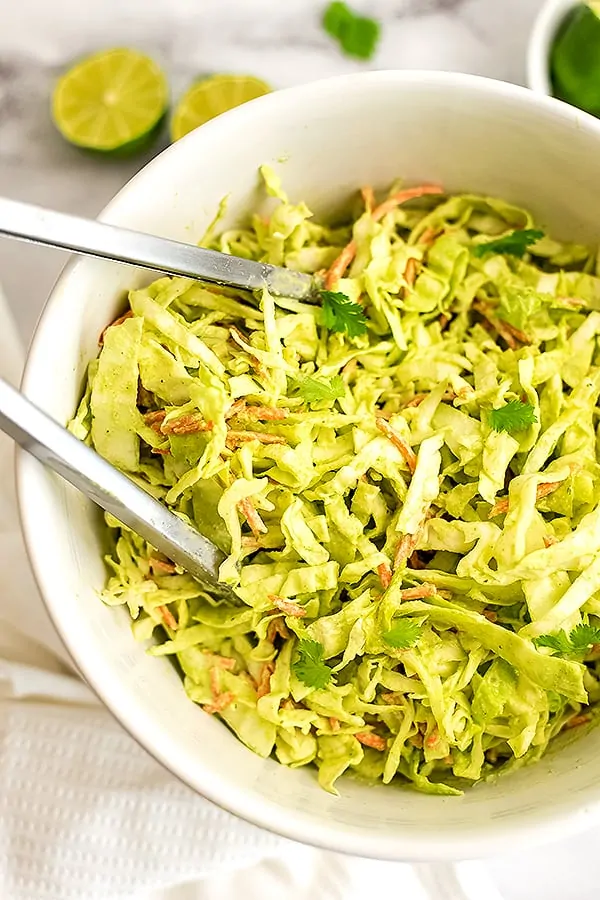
[{"x1": 17, "y1": 71, "x2": 600, "y2": 861}]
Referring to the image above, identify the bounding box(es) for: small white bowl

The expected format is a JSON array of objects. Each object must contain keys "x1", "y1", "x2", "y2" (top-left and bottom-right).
[
  {"x1": 527, "y1": 0, "x2": 578, "y2": 95},
  {"x1": 17, "y1": 71, "x2": 600, "y2": 861}
]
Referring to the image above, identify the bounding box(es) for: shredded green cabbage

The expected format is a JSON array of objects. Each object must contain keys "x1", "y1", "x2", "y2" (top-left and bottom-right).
[{"x1": 72, "y1": 168, "x2": 600, "y2": 796}]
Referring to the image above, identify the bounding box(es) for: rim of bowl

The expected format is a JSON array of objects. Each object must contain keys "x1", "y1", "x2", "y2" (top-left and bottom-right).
[
  {"x1": 16, "y1": 69, "x2": 600, "y2": 861},
  {"x1": 527, "y1": 0, "x2": 579, "y2": 95}
]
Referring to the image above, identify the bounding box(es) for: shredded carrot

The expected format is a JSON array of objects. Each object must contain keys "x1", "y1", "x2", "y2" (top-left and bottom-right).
[
  {"x1": 419, "y1": 226, "x2": 441, "y2": 247},
  {"x1": 394, "y1": 531, "x2": 421, "y2": 570},
  {"x1": 377, "y1": 562, "x2": 393, "y2": 589},
  {"x1": 228, "y1": 324, "x2": 250, "y2": 346},
  {"x1": 157, "y1": 604, "x2": 178, "y2": 630},
  {"x1": 203, "y1": 692, "x2": 235, "y2": 715},
  {"x1": 161, "y1": 413, "x2": 213, "y2": 435},
  {"x1": 225, "y1": 398, "x2": 247, "y2": 419},
  {"x1": 489, "y1": 480, "x2": 564, "y2": 518},
  {"x1": 323, "y1": 239, "x2": 357, "y2": 289},
  {"x1": 323, "y1": 184, "x2": 444, "y2": 289},
  {"x1": 380, "y1": 692, "x2": 401, "y2": 705},
  {"x1": 266, "y1": 616, "x2": 290, "y2": 643},
  {"x1": 203, "y1": 651, "x2": 236, "y2": 671},
  {"x1": 329, "y1": 717, "x2": 341, "y2": 732},
  {"x1": 151, "y1": 447, "x2": 171, "y2": 456},
  {"x1": 475, "y1": 302, "x2": 531, "y2": 349},
  {"x1": 404, "y1": 390, "x2": 456, "y2": 408},
  {"x1": 226, "y1": 430, "x2": 286, "y2": 448},
  {"x1": 209, "y1": 667, "x2": 221, "y2": 698},
  {"x1": 556, "y1": 296, "x2": 586, "y2": 308},
  {"x1": 482, "y1": 609, "x2": 498, "y2": 623},
  {"x1": 400, "y1": 584, "x2": 437, "y2": 601},
  {"x1": 99, "y1": 309, "x2": 134, "y2": 344},
  {"x1": 502, "y1": 320, "x2": 531, "y2": 345},
  {"x1": 269, "y1": 595, "x2": 307, "y2": 617},
  {"x1": 144, "y1": 410, "x2": 167, "y2": 432},
  {"x1": 149, "y1": 557, "x2": 177, "y2": 575},
  {"x1": 238, "y1": 497, "x2": 267, "y2": 538},
  {"x1": 565, "y1": 713, "x2": 591, "y2": 729},
  {"x1": 371, "y1": 184, "x2": 444, "y2": 223},
  {"x1": 375, "y1": 417, "x2": 417, "y2": 473},
  {"x1": 361, "y1": 185, "x2": 375, "y2": 214},
  {"x1": 355, "y1": 732, "x2": 387, "y2": 751},
  {"x1": 256, "y1": 662, "x2": 275, "y2": 699},
  {"x1": 403, "y1": 256, "x2": 419, "y2": 288},
  {"x1": 543, "y1": 534, "x2": 559, "y2": 548},
  {"x1": 245, "y1": 405, "x2": 287, "y2": 421}
]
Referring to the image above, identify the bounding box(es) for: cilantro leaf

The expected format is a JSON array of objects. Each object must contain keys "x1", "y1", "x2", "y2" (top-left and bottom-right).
[
  {"x1": 534, "y1": 624, "x2": 600, "y2": 656},
  {"x1": 489, "y1": 400, "x2": 537, "y2": 434},
  {"x1": 292, "y1": 639, "x2": 332, "y2": 689},
  {"x1": 296, "y1": 374, "x2": 345, "y2": 403},
  {"x1": 320, "y1": 290, "x2": 368, "y2": 338},
  {"x1": 322, "y1": 1, "x2": 380, "y2": 61},
  {"x1": 533, "y1": 631, "x2": 574, "y2": 654},
  {"x1": 382, "y1": 619, "x2": 422, "y2": 650},
  {"x1": 472, "y1": 228, "x2": 544, "y2": 258}
]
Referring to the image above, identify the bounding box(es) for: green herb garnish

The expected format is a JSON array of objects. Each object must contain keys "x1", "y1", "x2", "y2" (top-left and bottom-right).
[
  {"x1": 292, "y1": 639, "x2": 333, "y2": 689},
  {"x1": 320, "y1": 290, "x2": 368, "y2": 337},
  {"x1": 489, "y1": 400, "x2": 537, "y2": 434},
  {"x1": 472, "y1": 229, "x2": 544, "y2": 258},
  {"x1": 382, "y1": 619, "x2": 422, "y2": 650},
  {"x1": 534, "y1": 623, "x2": 600, "y2": 656},
  {"x1": 322, "y1": 1, "x2": 380, "y2": 61}
]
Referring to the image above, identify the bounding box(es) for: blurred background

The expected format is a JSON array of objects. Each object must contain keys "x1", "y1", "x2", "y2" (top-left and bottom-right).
[{"x1": 1, "y1": 0, "x2": 544, "y2": 340}]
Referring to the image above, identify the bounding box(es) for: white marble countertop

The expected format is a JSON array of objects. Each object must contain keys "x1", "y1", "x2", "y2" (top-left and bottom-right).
[{"x1": 1, "y1": 0, "x2": 546, "y2": 341}]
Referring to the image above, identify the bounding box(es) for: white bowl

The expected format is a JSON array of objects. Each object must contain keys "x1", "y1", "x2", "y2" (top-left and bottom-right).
[
  {"x1": 17, "y1": 71, "x2": 600, "y2": 861},
  {"x1": 527, "y1": 0, "x2": 578, "y2": 95}
]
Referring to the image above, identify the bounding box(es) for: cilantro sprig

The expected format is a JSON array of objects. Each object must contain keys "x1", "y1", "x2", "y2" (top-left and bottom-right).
[
  {"x1": 322, "y1": 1, "x2": 380, "y2": 61},
  {"x1": 382, "y1": 619, "x2": 422, "y2": 650},
  {"x1": 534, "y1": 624, "x2": 600, "y2": 657},
  {"x1": 489, "y1": 400, "x2": 537, "y2": 434},
  {"x1": 292, "y1": 639, "x2": 333, "y2": 689},
  {"x1": 296, "y1": 374, "x2": 345, "y2": 403},
  {"x1": 320, "y1": 290, "x2": 368, "y2": 338},
  {"x1": 472, "y1": 228, "x2": 544, "y2": 258}
]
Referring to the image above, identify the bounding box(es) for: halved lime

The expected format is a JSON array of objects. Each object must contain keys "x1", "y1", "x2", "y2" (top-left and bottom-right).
[
  {"x1": 52, "y1": 48, "x2": 168, "y2": 154},
  {"x1": 551, "y1": 3, "x2": 600, "y2": 117},
  {"x1": 170, "y1": 74, "x2": 271, "y2": 142}
]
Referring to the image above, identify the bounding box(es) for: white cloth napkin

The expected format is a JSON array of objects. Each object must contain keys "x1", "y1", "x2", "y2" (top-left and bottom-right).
[{"x1": 0, "y1": 285, "x2": 494, "y2": 900}]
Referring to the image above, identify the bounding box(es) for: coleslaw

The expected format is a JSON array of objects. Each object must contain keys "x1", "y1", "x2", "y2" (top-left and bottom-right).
[{"x1": 70, "y1": 168, "x2": 600, "y2": 795}]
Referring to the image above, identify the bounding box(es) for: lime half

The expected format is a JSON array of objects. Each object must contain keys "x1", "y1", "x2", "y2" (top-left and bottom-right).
[
  {"x1": 551, "y1": 3, "x2": 600, "y2": 116},
  {"x1": 170, "y1": 74, "x2": 271, "y2": 142},
  {"x1": 52, "y1": 48, "x2": 168, "y2": 154}
]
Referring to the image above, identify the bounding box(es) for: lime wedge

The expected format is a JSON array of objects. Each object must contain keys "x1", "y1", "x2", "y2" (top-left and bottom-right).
[
  {"x1": 551, "y1": 3, "x2": 600, "y2": 116},
  {"x1": 170, "y1": 74, "x2": 271, "y2": 142},
  {"x1": 52, "y1": 48, "x2": 168, "y2": 154}
]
